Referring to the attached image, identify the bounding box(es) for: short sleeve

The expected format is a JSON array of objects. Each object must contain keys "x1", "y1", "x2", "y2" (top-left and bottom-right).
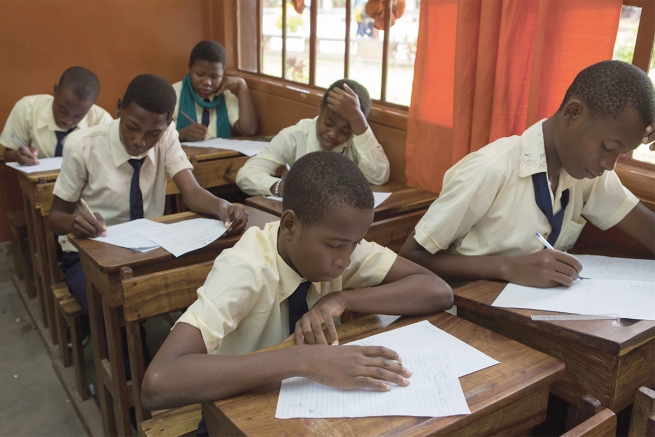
[
  {"x1": 53, "y1": 137, "x2": 89, "y2": 202},
  {"x1": 224, "y1": 90, "x2": 240, "y2": 127},
  {"x1": 162, "y1": 125, "x2": 193, "y2": 178},
  {"x1": 414, "y1": 153, "x2": 505, "y2": 254},
  {"x1": 175, "y1": 254, "x2": 262, "y2": 353},
  {"x1": 341, "y1": 240, "x2": 397, "y2": 289},
  {"x1": 0, "y1": 98, "x2": 31, "y2": 150},
  {"x1": 581, "y1": 171, "x2": 639, "y2": 230}
]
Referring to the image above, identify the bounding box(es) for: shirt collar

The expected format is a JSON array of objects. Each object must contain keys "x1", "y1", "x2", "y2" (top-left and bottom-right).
[
  {"x1": 266, "y1": 221, "x2": 307, "y2": 300},
  {"x1": 519, "y1": 118, "x2": 577, "y2": 194},
  {"x1": 109, "y1": 119, "x2": 155, "y2": 167}
]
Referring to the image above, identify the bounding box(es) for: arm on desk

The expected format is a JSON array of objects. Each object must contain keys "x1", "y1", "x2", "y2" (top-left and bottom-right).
[
  {"x1": 614, "y1": 202, "x2": 655, "y2": 253},
  {"x1": 220, "y1": 77, "x2": 257, "y2": 136},
  {"x1": 141, "y1": 323, "x2": 411, "y2": 411},
  {"x1": 4, "y1": 145, "x2": 39, "y2": 166},
  {"x1": 172, "y1": 169, "x2": 248, "y2": 233},
  {"x1": 48, "y1": 196, "x2": 106, "y2": 238},
  {"x1": 295, "y1": 256, "x2": 453, "y2": 345},
  {"x1": 399, "y1": 231, "x2": 583, "y2": 288}
]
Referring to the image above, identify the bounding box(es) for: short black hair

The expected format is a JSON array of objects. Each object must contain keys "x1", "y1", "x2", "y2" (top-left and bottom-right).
[
  {"x1": 189, "y1": 40, "x2": 228, "y2": 68},
  {"x1": 283, "y1": 151, "x2": 374, "y2": 226},
  {"x1": 321, "y1": 79, "x2": 372, "y2": 116},
  {"x1": 121, "y1": 74, "x2": 177, "y2": 116},
  {"x1": 59, "y1": 66, "x2": 100, "y2": 101},
  {"x1": 559, "y1": 60, "x2": 655, "y2": 126}
]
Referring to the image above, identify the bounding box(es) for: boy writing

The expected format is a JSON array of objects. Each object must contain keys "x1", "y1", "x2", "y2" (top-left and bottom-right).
[
  {"x1": 236, "y1": 79, "x2": 390, "y2": 197},
  {"x1": 0, "y1": 66, "x2": 112, "y2": 165},
  {"x1": 400, "y1": 60, "x2": 655, "y2": 288},
  {"x1": 48, "y1": 73, "x2": 247, "y2": 316},
  {"x1": 142, "y1": 151, "x2": 453, "y2": 430},
  {"x1": 173, "y1": 40, "x2": 257, "y2": 142}
]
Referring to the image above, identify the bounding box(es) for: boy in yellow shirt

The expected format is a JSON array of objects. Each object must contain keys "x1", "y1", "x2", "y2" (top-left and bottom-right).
[{"x1": 143, "y1": 151, "x2": 453, "y2": 433}]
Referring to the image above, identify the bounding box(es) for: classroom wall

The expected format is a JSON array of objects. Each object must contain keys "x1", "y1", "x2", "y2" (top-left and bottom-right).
[{"x1": 0, "y1": 0, "x2": 216, "y2": 243}]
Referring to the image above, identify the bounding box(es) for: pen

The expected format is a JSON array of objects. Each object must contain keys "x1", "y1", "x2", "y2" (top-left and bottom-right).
[
  {"x1": 179, "y1": 110, "x2": 199, "y2": 125},
  {"x1": 80, "y1": 199, "x2": 107, "y2": 236},
  {"x1": 12, "y1": 135, "x2": 38, "y2": 159},
  {"x1": 535, "y1": 233, "x2": 583, "y2": 280}
]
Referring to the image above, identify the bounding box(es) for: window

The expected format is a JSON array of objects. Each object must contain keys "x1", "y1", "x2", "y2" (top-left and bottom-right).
[
  {"x1": 238, "y1": 0, "x2": 420, "y2": 108},
  {"x1": 612, "y1": 0, "x2": 655, "y2": 168}
]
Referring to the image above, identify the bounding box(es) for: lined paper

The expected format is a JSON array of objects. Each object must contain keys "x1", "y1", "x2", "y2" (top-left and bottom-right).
[
  {"x1": 576, "y1": 255, "x2": 655, "y2": 282},
  {"x1": 6, "y1": 157, "x2": 63, "y2": 173},
  {"x1": 181, "y1": 138, "x2": 266, "y2": 157},
  {"x1": 138, "y1": 218, "x2": 228, "y2": 257}
]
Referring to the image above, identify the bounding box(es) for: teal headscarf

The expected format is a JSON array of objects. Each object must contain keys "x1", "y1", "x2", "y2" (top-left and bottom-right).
[{"x1": 176, "y1": 74, "x2": 232, "y2": 138}]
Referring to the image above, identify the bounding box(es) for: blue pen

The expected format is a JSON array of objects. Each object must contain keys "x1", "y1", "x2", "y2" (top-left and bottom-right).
[{"x1": 535, "y1": 233, "x2": 583, "y2": 280}]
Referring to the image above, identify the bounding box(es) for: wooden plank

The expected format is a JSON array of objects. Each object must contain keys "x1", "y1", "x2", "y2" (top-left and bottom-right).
[
  {"x1": 139, "y1": 404, "x2": 202, "y2": 437},
  {"x1": 561, "y1": 409, "x2": 616, "y2": 437},
  {"x1": 628, "y1": 386, "x2": 655, "y2": 437}
]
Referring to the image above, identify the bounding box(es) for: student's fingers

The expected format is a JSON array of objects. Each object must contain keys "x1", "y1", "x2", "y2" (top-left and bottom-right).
[
  {"x1": 323, "y1": 313, "x2": 339, "y2": 345},
  {"x1": 342, "y1": 83, "x2": 358, "y2": 97},
  {"x1": 551, "y1": 250, "x2": 583, "y2": 276},
  {"x1": 298, "y1": 315, "x2": 319, "y2": 345},
  {"x1": 360, "y1": 356, "x2": 412, "y2": 384},
  {"x1": 93, "y1": 213, "x2": 107, "y2": 235},
  {"x1": 17, "y1": 146, "x2": 38, "y2": 165},
  {"x1": 227, "y1": 205, "x2": 248, "y2": 233},
  {"x1": 308, "y1": 311, "x2": 330, "y2": 345},
  {"x1": 73, "y1": 212, "x2": 103, "y2": 237},
  {"x1": 29, "y1": 147, "x2": 39, "y2": 158},
  {"x1": 293, "y1": 324, "x2": 305, "y2": 345},
  {"x1": 642, "y1": 123, "x2": 654, "y2": 144},
  {"x1": 359, "y1": 345, "x2": 403, "y2": 363}
]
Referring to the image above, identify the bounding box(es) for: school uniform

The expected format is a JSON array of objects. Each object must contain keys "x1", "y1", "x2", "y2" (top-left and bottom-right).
[
  {"x1": 235, "y1": 117, "x2": 391, "y2": 196},
  {"x1": 0, "y1": 94, "x2": 112, "y2": 158},
  {"x1": 413, "y1": 119, "x2": 638, "y2": 256},
  {"x1": 176, "y1": 221, "x2": 397, "y2": 355},
  {"x1": 172, "y1": 81, "x2": 240, "y2": 140},
  {"x1": 53, "y1": 119, "x2": 192, "y2": 311}
]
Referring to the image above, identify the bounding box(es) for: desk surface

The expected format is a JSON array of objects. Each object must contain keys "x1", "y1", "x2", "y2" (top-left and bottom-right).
[
  {"x1": 454, "y1": 280, "x2": 655, "y2": 356},
  {"x1": 204, "y1": 312, "x2": 564, "y2": 437},
  {"x1": 71, "y1": 206, "x2": 278, "y2": 273},
  {"x1": 245, "y1": 181, "x2": 437, "y2": 221}
]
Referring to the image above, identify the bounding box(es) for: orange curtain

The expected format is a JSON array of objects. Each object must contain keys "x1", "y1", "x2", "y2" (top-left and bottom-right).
[{"x1": 405, "y1": 0, "x2": 622, "y2": 193}]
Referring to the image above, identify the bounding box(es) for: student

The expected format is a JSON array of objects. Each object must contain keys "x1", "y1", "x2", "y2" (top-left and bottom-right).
[
  {"x1": 400, "y1": 60, "x2": 655, "y2": 289},
  {"x1": 48, "y1": 73, "x2": 248, "y2": 317},
  {"x1": 141, "y1": 151, "x2": 453, "y2": 428},
  {"x1": 236, "y1": 79, "x2": 390, "y2": 197},
  {"x1": 0, "y1": 66, "x2": 112, "y2": 165},
  {"x1": 173, "y1": 40, "x2": 257, "y2": 142}
]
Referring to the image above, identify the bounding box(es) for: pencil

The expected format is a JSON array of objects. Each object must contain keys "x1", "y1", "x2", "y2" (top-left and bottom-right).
[
  {"x1": 179, "y1": 110, "x2": 198, "y2": 125},
  {"x1": 80, "y1": 199, "x2": 107, "y2": 234}
]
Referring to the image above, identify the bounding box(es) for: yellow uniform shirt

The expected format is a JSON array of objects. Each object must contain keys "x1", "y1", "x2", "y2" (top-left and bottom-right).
[
  {"x1": 0, "y1": 94, "x2": 112, "y2": 158},
  {"x1": 172, "y1": 81, "x2": 239, "y2": 140},
  {"x1": 414, "y1": 119, "x2": 639, "y2": 256},
  {"x1": 236, "y1": 117, "x2": 391, "y2": 196},
  {"x1": 176, "y1": 221, "x2": 397, "y2": 355},
  {"x1": 53, "y1": 119, "x2": 192, "y2": 252}
]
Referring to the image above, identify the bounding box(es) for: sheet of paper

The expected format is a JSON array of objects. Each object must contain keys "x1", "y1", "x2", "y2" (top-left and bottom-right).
[
  {"x1": 492, "y1": 279, "x2": 655, "y2": 320},
  {"x1": 373, "y1": 192, "x2": 391, "y2": 208},
  {"x1": 181, "y1": 138, "x2": 266, "y2": 157},
  {"x1": 276, "y1": 352, "x2": 470, "y2": 419},
  {"x1": 6, "y1": 157, "x2": 63, "y2": 173},
  {"x1": 138, "y1": 218, "x2": 228, "y2": 257},
  {"x1": 576, "y1": 255, "x2": 655, "y2": 282},
  {"x1": 265, "y1": 192, "x2": 392, "y2": 209},
  {"x1": 90, "y1": 219, "x2": 163, "y2": 252}
]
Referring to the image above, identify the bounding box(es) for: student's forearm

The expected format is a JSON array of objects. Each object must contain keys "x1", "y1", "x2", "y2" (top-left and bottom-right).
[
  {"x1": 4, "y1": 148, "x2": 18, "y2": 163},
  {"x1": 142, "y1": 345, "x2": 308, "y2": 410},
  {"x1": 233, "y1": 82, "x2": 257, "y2": 136},
  {"x1": 48, "y1": 210, "x2": 76, "y2": 235},
  {"x1": 338, "y1": 273, "x2": 453, "y2": 315},
  {"x1": 181, "y1": 186, "x2": 225, "y2": 217}
]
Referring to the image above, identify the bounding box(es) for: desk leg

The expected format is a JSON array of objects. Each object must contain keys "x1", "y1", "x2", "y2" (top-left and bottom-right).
[
  {"x1": 34, "y1": 212, "x2": 57, "y2": 344},
  {"x1": 25, "y1": 193, "x2": 48, "y2": 326},
  {"x1": 87, "y1": 277, "x2": 116, "y2": 437},
  {"x1": 20, "y1": 191, "x2": 36, "y2": 299}
]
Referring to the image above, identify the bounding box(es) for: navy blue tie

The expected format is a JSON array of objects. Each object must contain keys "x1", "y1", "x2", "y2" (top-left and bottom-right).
[
  {"x1": 201, "y1": 99, "x2": 211, "y2": 127},
  {"x1": 128, "y1": 159, "x2": 145, "y2": 220},
  {"x1": 54, "y1": 127, "x2": 75, "y2": 157},
  {"x1": 532, "y1": 172, "x2": 569, "y2": 246},
  {"x1": 288, "y1": 281, "x2": 311, "y2": 334}
]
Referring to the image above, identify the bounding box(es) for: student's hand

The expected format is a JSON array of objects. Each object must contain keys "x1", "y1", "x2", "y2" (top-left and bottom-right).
[
  {"x1": 178, "y1": 123, "x2": 208, "y2": 142},
  {"x1": 294, "y1": 293, "x2": 346, "y2": 345},
  {"x1": 216, "y1": 201, "x2": 248, "y2": 234},
  {"x1": 71, "y1": 211, "x2": 106, "y2": 238},
  {"x1": 304, "y1": 344, "x2": 411, "y2": 392},
  {"x1": 16, "y1": 145, "x2": 39, "y2": 166},
  {"x1": 326, "y1": 84, "x2": 369, "y2": 135},
  {"x1": 504, "y1": 249, "x2": 583, "y2": 288},
  {"x1": 216, "y1": 76, "x2": 245, "y2": 97},
  {"x1": 643, "y1": 122, "x2": 655, "y2": 151}
]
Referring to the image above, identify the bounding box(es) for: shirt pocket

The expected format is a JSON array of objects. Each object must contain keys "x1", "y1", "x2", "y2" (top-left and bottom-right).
[{"x1": 557, "y1": 216, "x2": 587, "y2": 251}]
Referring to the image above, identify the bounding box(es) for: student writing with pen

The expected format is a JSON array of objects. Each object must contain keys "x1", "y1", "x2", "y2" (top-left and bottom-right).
[
  {"x1": 400, "y1": 61, "x2": 655, "y2": 288},
  {"x1": 47, "y1": 75, "x2": 248, "y2": 375}
]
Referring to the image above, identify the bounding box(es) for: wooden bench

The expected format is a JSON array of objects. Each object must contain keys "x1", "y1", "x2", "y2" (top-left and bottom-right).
[{"x1": 121, "y1": 260, "x2": 214, "y2": 434}]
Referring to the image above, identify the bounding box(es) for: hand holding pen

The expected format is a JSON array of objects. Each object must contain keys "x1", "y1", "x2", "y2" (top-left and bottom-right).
[
  {"x1": 535, "y1": 233, "x2": 584, "y2": 281},
  {"x1": 12, "y1": 135, "x2": 39, "y2": 166},
  {"x1": 178, "y1": 110, "x2": 208, "y2": 142},
  {"x1": 72, "y1": 199, "x2": 107, "y2": 238}
]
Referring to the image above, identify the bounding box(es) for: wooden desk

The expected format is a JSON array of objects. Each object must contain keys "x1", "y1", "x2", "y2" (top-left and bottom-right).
[
  {"x1": 72, "y1": 207, "x2": 278, "y2": 436},
  {"x1": 454, "y1": 280, "x2": 655, "y2": 415},
  {"x1": 245, "y1": 182, "x2": 437, "y2": 252},
  {"x1": 203, "y1": 312, "x2": 565, "y2": 436},
  {"x1": 9, "y1": 167, "x2": 60, "y2": 343}
]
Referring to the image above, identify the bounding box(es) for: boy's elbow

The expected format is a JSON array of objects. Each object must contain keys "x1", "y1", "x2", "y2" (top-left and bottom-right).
[{"x1": 141, "y1": 369, "x2": 171, "y2": 412}]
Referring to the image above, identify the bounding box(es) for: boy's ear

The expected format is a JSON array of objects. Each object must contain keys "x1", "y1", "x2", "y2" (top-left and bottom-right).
[
  {"x1": 563, "y1": 99, "x2": 583, "y2": 123},
  {"x1": 53, "y1": 84, "x2": 59, "y2": 95},
  {"x1": 279, "y1": 210, "x2": 301, "y2": 240},
  {"x1": 116, "y1": 99, "x2": 123, "y2": 118}
]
